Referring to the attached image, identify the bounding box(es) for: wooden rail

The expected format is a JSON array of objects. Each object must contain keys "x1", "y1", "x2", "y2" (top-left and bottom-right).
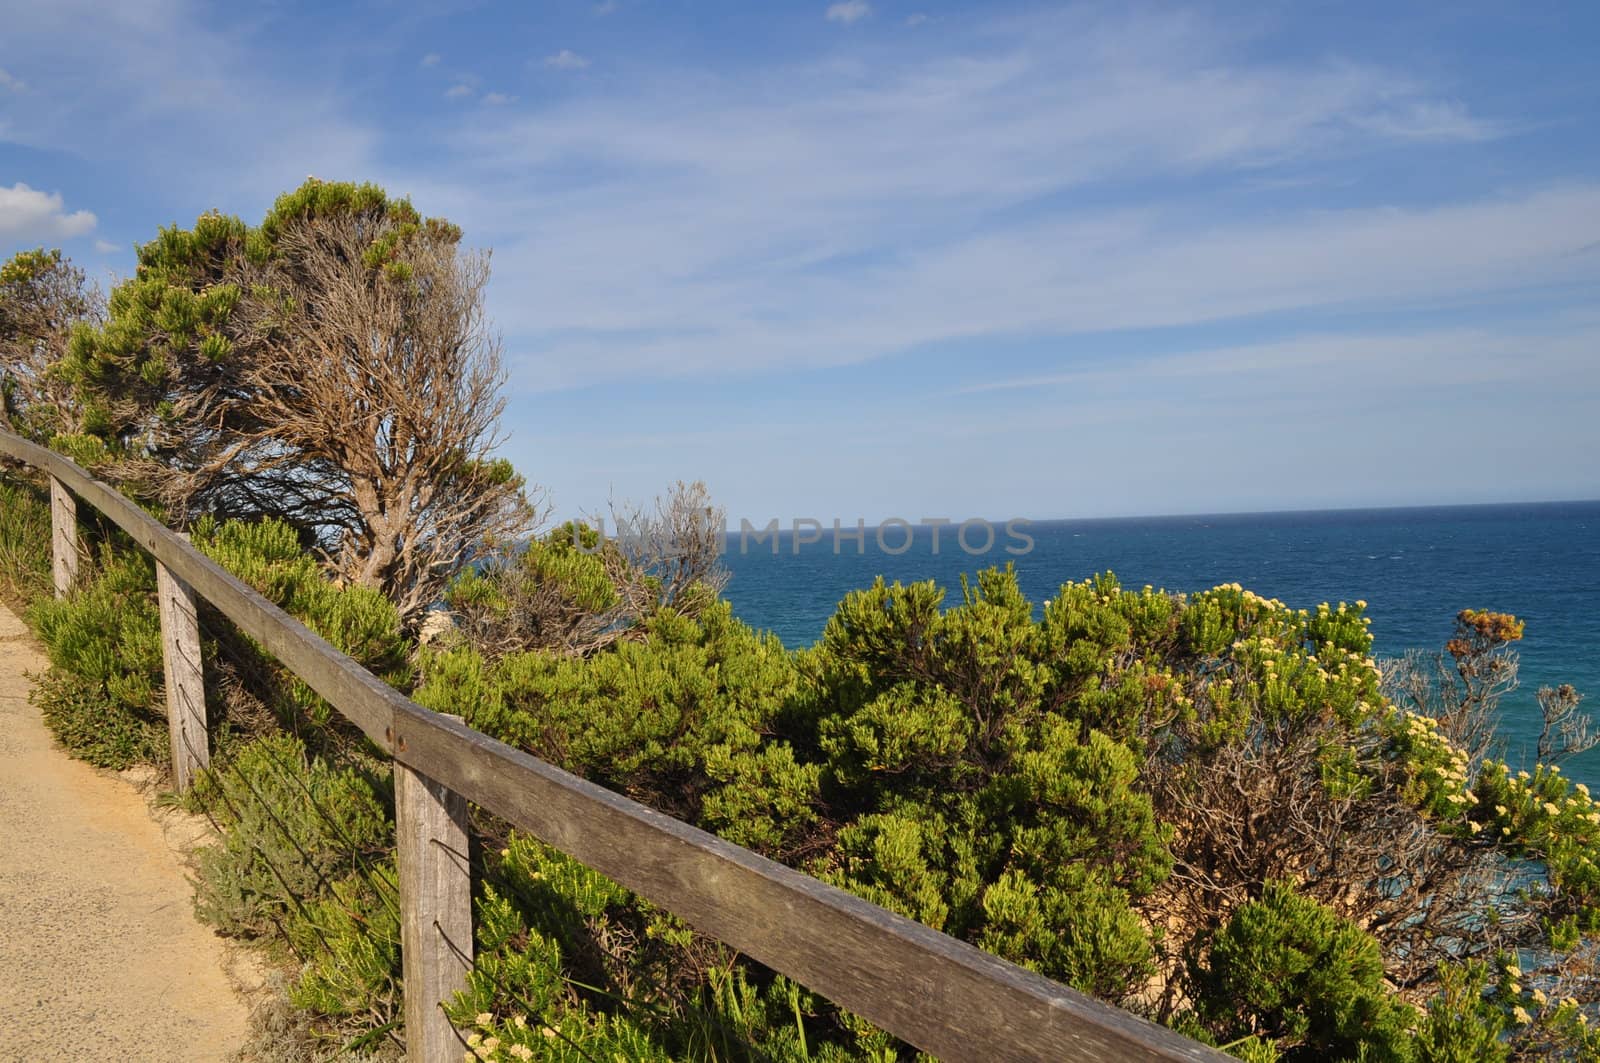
[{"x1": 0, "y1": 429, "x2": 1226, "y2": 1063}]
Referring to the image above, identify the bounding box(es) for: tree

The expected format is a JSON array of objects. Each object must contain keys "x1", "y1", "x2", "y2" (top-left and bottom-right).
[
  {"x1": 447, "y1": 480, "x2": 727, "y2": 659},
  {"x1": 0, "y1": 248, "x2": 102, "y2": 444},
  {"x1": 60, "y1": 179, "x2": 534, "y2": 628}
]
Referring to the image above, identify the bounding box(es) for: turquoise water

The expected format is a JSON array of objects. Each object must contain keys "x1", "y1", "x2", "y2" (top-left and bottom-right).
[{"x1": 721, "y1": 502, "x2": 1600, "y2": 783}]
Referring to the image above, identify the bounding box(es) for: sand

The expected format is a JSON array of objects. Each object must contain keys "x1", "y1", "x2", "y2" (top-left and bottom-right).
[{"x1": 0, "y1": 603, "x2": 254, "y2": 1061}]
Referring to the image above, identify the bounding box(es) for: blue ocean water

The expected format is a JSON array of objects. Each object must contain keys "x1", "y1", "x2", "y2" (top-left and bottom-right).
[{"x1": 721, "y1": 502, "x2": 1600, "y2": 783}]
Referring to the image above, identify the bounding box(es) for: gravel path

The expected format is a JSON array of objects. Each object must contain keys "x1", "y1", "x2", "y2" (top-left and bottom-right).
[{"x1": 0, "y1": 603, "x2": 252, "y2": 1061}]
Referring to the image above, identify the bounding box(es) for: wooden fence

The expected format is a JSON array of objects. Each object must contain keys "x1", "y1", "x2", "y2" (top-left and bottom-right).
[{"x1": 0, "y1": 428, "x2": 1226, "y2": 1063}]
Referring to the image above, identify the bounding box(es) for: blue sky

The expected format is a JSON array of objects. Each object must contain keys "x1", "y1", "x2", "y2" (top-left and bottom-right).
[{"x1": 2, "y1": 1, "x2": 1598, "y2": 525}]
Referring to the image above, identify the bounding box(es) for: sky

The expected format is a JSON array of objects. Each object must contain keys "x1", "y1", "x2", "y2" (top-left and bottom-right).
[{"x1": 2, "y1": 1, "x2": 1598, "y2": 526}]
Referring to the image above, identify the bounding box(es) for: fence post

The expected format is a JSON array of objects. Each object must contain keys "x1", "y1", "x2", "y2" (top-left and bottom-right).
[
  {"x1": 156, "y1": 550, "x2": 208, "y2": 791},
  {"x1": 48, "y1": 475, "x2": 78, "y2": 598},
  {"x1": 396, "y1": 746, "x2": 473, "y2": 1062}
]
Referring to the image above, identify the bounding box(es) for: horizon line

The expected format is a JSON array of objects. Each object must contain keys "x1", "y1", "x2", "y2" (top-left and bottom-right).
[{"x1": 708, "y1": 497, "x2": 1600, "y2": 536}]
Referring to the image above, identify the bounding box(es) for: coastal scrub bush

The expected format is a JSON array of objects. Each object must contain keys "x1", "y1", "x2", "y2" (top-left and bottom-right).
[
  {"x1": 415, "y1": 599, "x2": 819, "y2": 856},
  {"x1": 447, "y1": 482, "x2": 728, "y2": 660},
  {"x1": 191, "y1": 515, "x2": 413, "y2": 733},
  {"x1": 1188, "y1": 880, "x2": 1414, "y2": 1061},
  {"x1": 189, "y1": 733, "x2": 391, "y2": 939},
  {"x1": 188, "y1": 731, "x2": 401, "y2": 1049},
  {"x1": 26, "y1": 545, "x2": 168, "y2": 768},
  {"x1": 442, "y1": 832, "x2": 884, "y2": 1062},
  {"x1": 415, "y1": 564, "x2": 1600, "y2": 1060},
  {"x1": 0, "y1": 475, "x2": 51, "y2": 608}
]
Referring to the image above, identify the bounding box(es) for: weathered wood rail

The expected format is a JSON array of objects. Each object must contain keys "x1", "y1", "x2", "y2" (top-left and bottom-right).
[{"x1": 0, "y1": 428, "x2": 1226, "y2": 1063}]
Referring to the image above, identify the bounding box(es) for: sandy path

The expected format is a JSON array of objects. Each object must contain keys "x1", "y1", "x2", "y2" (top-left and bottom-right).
[{"x1": 0, "y1": 603, "x2": 252, "y2": 1061}]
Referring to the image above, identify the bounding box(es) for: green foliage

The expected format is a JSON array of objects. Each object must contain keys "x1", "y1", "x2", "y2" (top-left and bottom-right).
[
  {"x1": 13, "y1": 457, "x2": 1600, "y2": 1063},
  {"x1": 1414, "y1": 960, "x2": 1507, "y2": 1063},
  {"x1": 57, "y1": 210, "x2": 248, "y2": 452},
  {"x1": 189, "y1": 733, "x2": 391, "y2": 938},
  {"x1": 416, "y1": 600, "x2": 817, "y2": 855},
  {"x1": 27, "y1": 545, "x2": 168, "y2": 768},
  {"x1": 445, "y1": 834, "x2": 880, "y2": 1063},
  {"x1": 1192, "y1": 881, "x2": 1414, "y2": 1061},
  {"x1": 191, "y1": 515, "x2": 412, "y2": 730},
  {"x1": 287, "y1": 867, "x2": 403, "y2": 1036},
  {"x1": 0, "y1": 476, "x2": 51, "y2": 608},
  {"x1": 787, "y1": 569, "x2": 1170, "y2": 1000}
]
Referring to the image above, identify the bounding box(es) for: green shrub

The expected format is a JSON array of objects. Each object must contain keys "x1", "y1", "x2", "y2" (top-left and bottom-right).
[
  {"x1": 190, "y1": 733, "x2": 391, "y2": 939},
  {"x1": 0, "y1": 475, "x2": 51, "y2": 609},
  {"x1": 415, "y1": 600, "x2": 817, "y2": 856},
  {"x1": 1191, "y1": 880, "x2": 1414, "y2": 1061},
  {"x1": 27, "y1": 546, "x2": 167, "y2": 768},
  {"x1": 444, "y1": 833, "x2": 877, "y2": 1063}
]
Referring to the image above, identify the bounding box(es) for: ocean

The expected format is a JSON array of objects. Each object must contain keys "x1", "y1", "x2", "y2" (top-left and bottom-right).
[{"x1": 721, "y1": 501, "x2": 1600, "y2": 784}]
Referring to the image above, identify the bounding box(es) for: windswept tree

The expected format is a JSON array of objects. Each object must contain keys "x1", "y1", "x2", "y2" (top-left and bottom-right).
[
  {"x1": 0, "y1": 248, "x2": 102, "y2": 443},
  {"x1": 448, "y1": 480, "x2": 727, "y2": 658},
  {"x1": 60, "y1": 179, "x2": 534, "y2": 627}
]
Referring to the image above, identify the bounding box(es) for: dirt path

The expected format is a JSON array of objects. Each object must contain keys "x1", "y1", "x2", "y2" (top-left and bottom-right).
[{"x1": 0, "y1": 603, "x2": 253, "y2": 1061}]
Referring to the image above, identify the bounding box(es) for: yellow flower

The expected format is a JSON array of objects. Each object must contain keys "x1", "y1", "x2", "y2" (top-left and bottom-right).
[
  {"x1": 476, "y1": 1013, "x2": 494, "y2": 1027},
  {"x1": 483, "y1": 1038, "x2": 500, "y2": 1051},
  {"x1": 1513, "y1": 1005, "x2": 1532, "y2": 1024},
  {"x1": 513, "y1": 1015, "x2": 528, "y2": 1029},
  {"x1": 542, "y1": 1027, "x2": 558, "y2": 1039},
  {"x1": 1544, "y1": 802, "x2": 1561, "y2": 816},
  {"x1": 511, "y1": 1047, "x2": 534, "y2": 1061},
  {"x1": 1532, "y1": 988, "x2": 1548, "y2": 1004}
]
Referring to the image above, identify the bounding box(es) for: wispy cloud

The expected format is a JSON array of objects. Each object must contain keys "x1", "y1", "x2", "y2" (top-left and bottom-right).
[
  {"x1": 904, "y1": 13, "x2": 927, "y2": 27},
  {"x1": 445, "y1": 83, "x2": 474, "y2": 99},
  {"x1": 0, "y1": 67, "x2": 24, "y2": 92},
  {"x1": 826, "y1": 1, "x2": 871, "y2": 25},
  {"x1": 545, "y1": 49, "x2": 590, "y2": 70},
  {"x1": 0, "y1": 0, "x2": 376, "y2": 206},
  {"x1": 0, "y1": 183, "x2": 97, "y2": 241},
  {"x1": 482, "y1": 92, "x2": 515, "y2": 106},
  {"x1": 1351, "y1": 99, "x2": 1502, "y2": 142},
  {"x1": 417, "y1": 9, "x2": 1536, "y2": 392},
  {"x1": 953, "y1": 323, "x2": 1600, "y2": 398},
  {"x1": 420, "y1": 52, "x2": 441, "y2": 68},
  {"x1": 593, "y1": 1, "x2": 618, "y2": 14},
  {"x1": 92, "y1": 238, "x2": 120, "y2": 254}
]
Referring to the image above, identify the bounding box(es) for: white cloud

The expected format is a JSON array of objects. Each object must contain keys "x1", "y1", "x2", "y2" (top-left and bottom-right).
[
  {"x1": 445, "y1": 83, "x2": 474, "y2": 100},
  {"x1": 413, "y1": 9, "x2": 1539, "y2": 392},
  {"x1": 904, "y1": 13, "x2": 927, "y2": 27},
  {"x1": 92, "y1": 238, "x2": 120, "y2": 254},
  {"x1": 1353, "y1": 99, "x2": 1500, "y2": 142},
  {"x1": 0, "y1": 0, "x2": 377, "y2": 206},
  {"x1": 826, "y1": 1, "x2": 870, "y2": 24},
  {"x1": 593, "y1": 1, "x2": 618, "y2": 13},
  {"x1": 0, "y1": 66, "x2": 24, "y2": 92},
  {"x1": 420, "y1": 53, "x2": 441, "y2": 68},
  {"x1": 482, "y1": 92, "x2": 514, "y2": 106},
  {"x1": 545, "y1": 50, "x2": 590, "y2": 70},
  {"x1": 0, "y1": 183, "x2": 97, "y2": 241}
]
